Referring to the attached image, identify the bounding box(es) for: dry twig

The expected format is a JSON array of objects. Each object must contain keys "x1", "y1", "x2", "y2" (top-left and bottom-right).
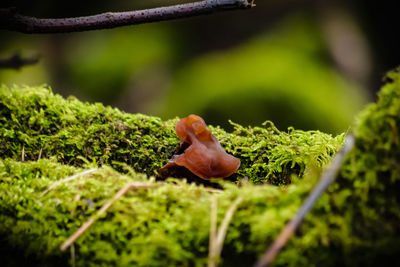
[
  {"x1": 60, "y1": 181, "x2": 154, "y2": 251},
  {"x1": 38, "y1": 147, "x2": 43, "y2": 160},
  {"x1": 254, "y1": 134, "x2": 355, "y2": 267},
  {"x1": 21, "y1": 145, "x2": 25, "y2": 162},
  {"x1": 208, "y1": 196, "x2": 243, "y2": 267},
  {"x1": 208, "y1": 197, "x2": 218, "y2": 267},
  {"x1": 171, "y1": 184, "x2": 222, "y2": 194},
  {"x1": 40, "y1": 168, "x2": 98, "y2": 197},
  {"x1": 0, "y1": 0, "x2": 255, "y2": 34},
  {"x1": 70, "y1": 244, "x2": 76, "y2": 267}
]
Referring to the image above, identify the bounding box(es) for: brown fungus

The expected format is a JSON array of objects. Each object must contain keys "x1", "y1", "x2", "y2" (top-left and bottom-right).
[{"x1": 161, "y1": 115, "x2": 240, "y2": 180}]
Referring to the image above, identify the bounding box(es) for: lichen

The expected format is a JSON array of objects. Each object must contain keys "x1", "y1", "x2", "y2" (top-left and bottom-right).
[{"x1": 1, "y1": 69, "x2": 400, "y2": 266}]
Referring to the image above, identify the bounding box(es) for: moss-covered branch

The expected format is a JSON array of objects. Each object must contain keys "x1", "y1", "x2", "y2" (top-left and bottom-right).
[
  {"x1": 1, "y1": 69, "x2": 400, "y2": 266},
  {"x1": 0, "y1": 84, "x2": 342, "y2": 184}
]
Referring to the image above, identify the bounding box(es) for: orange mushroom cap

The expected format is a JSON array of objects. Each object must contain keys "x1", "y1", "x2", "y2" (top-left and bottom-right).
[{"x1": 161, "y1": 115, "x2": 240, "y2": 179}]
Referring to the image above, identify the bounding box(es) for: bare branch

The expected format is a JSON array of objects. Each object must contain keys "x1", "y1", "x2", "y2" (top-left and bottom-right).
[
  {"x1": 0, "y1": 53, "x2": 40, "y2": 70},
  {"x1": 0, "y1": 0, "x2": 256, "y2": 34},
  {"x1": 255, "y1": 134, "x2": 355, "y2": 267}
]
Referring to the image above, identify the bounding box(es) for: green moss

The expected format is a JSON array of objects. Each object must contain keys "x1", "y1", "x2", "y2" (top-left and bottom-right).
[
  {"x1": 1, "y1": 69, "x2": 400, "y2": 266},
  {"x1": 0, "y1": 84, "x2": 341, "y2": 184},
  {"x1": 0, "y1": 158, "x2": 314, "y2": 267},
  {"x1": 329, "y1": 70, "x2": 400, "y2": 265}
]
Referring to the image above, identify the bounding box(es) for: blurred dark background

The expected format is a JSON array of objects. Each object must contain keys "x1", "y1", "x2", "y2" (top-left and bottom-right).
[{"x1": 1, "y1": 0, "x2": 399, "y2": 133}]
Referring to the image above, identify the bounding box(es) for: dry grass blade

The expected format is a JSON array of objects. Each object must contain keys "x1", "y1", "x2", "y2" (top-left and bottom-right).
[
  {"x1": 215, "y1": 196, "x2": 243, "y2": 256},
  {"x1": 38, "y1": 147, "x2": 42, "y2": 160},
  {"x1": 208, "y1": 197, "x2": 218, "y2": 267},
  {"x1": 60, "y1": 181, "x2": 154, "y2": 251},
  {"x1": 70, "y1": 244, "x2": 76, "y2": 267},
  {"x1": 40, "y1": 168, "x2": 98, "y2": 197},
  {"x1": 203, "y1": 188, "x2": 223, "y2": 193},
  {"x1": 21, "y1": 145, "x2": 25, "y2": 162},
  {"x1": 208, "y1": 196, "x2": 243, "y2": 267}
]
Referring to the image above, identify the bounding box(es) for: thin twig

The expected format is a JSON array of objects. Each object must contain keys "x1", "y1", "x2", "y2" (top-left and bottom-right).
[
  {"x1": 0, "y1": 0, "x2": 256, "y2": 34},
  {"x1": 254, "y1": 134, "x2": 355, "y2": 267},
  {"x1": 38, "y1": 147, "x2": 43, "y2": 160},
  {"x1": 208, "y1": 196, "x2": 243, "y2": 267},
  {"x1": 70, "y1": 244, "x2": 76, "y2": 267},
  {"x1": 40, "y1": 168, "x2": 98, "y2": 197},
  {"x1": 0, "y1": 53, "x2": 40, "y2": 69},
  {"x1": 60, "y1": 181, "x2": 154, "y2": 251},
  {"x1": 215, "y1": 196, "x2": 243, "y2": 257},
  {"x1": 203, "y1": 187, "x2": 224, "y2": 193},
  {"x1": 21, "y1": 145, "x2": 25, "y2": 162},
  {"x1": 208, "y1": 197, "x2": 218, "y2": 267},
  {"x1": 171, "y1": 184, "x2": 222, "y2": 193}
]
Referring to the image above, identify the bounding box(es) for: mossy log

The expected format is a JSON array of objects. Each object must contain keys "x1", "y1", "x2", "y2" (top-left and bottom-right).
[
  {"x1": 0, "y1": 84, "x2": 342, "y2": 185},
  {"x1": 1, "y1": 70, "x2": 400, "y2": 266}
]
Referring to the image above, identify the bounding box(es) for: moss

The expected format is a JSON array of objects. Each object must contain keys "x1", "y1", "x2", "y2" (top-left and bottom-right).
[
  {"x1": 0, "y1": 158, "x2": 315, "y2": 267},
  {"x1": 1, "y1": 69, "x2": 400, "y2": 266},
  {"x1": 328, "y1": 70, "x2": 400, "y2": 266},
  {"x1": 0, "y1": 84, "x2": 341, "y2": 184}
]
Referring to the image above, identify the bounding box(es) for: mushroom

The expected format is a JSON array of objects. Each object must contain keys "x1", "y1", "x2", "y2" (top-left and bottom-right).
[{"x1": 161, "y1": 115, "x2": 240, "y2": 179}]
